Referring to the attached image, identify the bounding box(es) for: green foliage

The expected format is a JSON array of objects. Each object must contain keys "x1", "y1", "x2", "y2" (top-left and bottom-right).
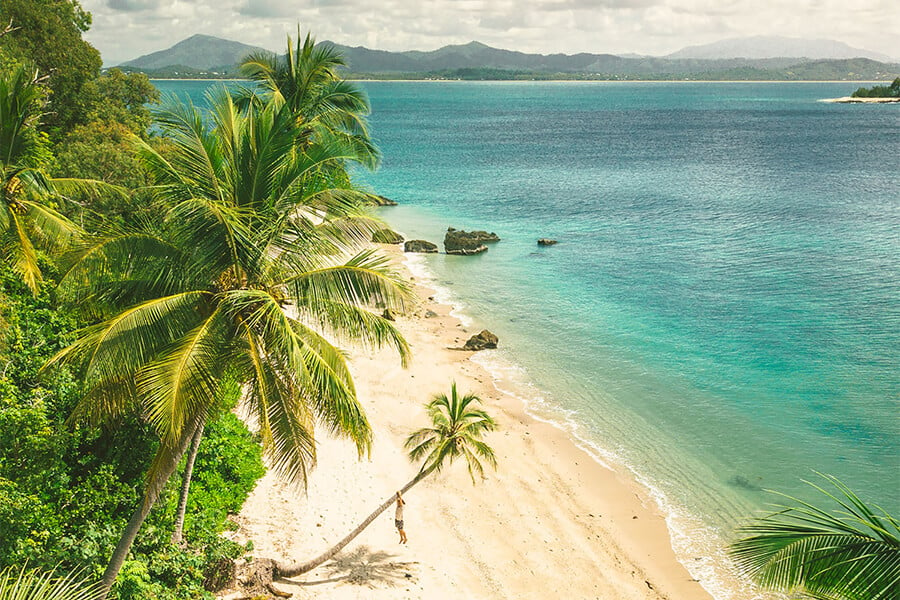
[
  {"x1": 0, "y1": 260, "x2": 265, "y2": 598},
  {"x1": 84, "y1": 69, "x2": 160, "y2": 134},
  {"x1": 852, "y1": 77, "x2": 900, "y2": 98},
  {"x1": 730, "y1": 474, "x2": 900, "y2": 600},
  {"x1": 0, "y1": 0, "x2": 102, "y2": 135}
]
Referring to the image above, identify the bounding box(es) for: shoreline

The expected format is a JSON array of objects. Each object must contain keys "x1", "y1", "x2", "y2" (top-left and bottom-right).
[
  {"x1": 819, "y1": 96, "x2": 900, "y2": 103},
  {"x1": 148, "y1": 77, "x2": 893, "y2": 84},
  {"x1": 227, "y1": 244, "x2": 745, "y2": 600}
]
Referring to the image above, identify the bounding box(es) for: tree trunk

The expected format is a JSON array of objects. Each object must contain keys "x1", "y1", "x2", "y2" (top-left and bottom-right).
[
  {"x1": 100, "y1": 418, "x2": 204, "y2": 598},
  {"x1": 276, "y1": 466, "x2": 434, "y2": 578},
  {"x1": 171, "y1": 422, "x2": 204, "y2": 544}
]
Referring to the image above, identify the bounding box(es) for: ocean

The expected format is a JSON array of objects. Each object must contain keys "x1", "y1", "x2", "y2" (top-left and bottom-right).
[{"x1": 153, "y1": 79, "x2": 900, "y2": 597}]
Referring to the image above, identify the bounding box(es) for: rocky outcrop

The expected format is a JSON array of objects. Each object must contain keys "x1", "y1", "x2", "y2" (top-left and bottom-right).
[
  {"x1": 367, "y1": 194, "x2": 398, "y2": 206},
  {"x1": 444, "y1": 228, "x2": 499, "y2": 255},
  {"x1": 537, "y1": 238, "x2": 558, "y2": 246},
  {"x1": 372, "y1": 228, "x2": 404, "y2": 244},
  {"x1": 464, "y1": 330, "x2": 498, "y2": 350},
  {"x1": 404, "y1": 239, "x2": 439, "y2": 253}
]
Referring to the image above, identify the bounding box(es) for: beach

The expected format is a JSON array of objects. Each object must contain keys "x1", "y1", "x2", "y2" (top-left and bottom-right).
[{"x1": 227, "y1": 245, "x2": 716, "y2": 600}]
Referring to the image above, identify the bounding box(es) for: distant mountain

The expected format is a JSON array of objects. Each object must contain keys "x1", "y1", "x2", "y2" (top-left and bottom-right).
[
  {"x1": 120, "y1": 34, "x2": 267, "y2": 72},
  {"x1": 667, "y1": 36, "x2": 893, "y2": 62},
  {"x1": 118, "y1": 35, "x2": 899, "y2": 81}
]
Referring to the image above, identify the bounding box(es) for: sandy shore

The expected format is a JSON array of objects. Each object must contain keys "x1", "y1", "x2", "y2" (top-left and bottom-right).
[
  {"x1": 227, "y1": 245, "x2": 715, "y2": 600},
  {"x1": 820, "y1": 96, "x2": 900, "y2": 103}
]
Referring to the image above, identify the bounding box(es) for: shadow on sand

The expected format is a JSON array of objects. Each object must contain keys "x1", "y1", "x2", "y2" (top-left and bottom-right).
[{"x1": 293, "y1": 545, "x2": 418, "y2": 588}]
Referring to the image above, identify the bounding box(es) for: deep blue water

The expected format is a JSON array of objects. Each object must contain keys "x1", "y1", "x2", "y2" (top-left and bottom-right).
[{"x1": 154, "y1": 79, "x2": 899, "y2": 594}]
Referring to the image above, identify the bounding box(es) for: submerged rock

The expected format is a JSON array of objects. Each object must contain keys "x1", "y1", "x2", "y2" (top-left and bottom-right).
[
  {"x1": 404, "y1": 239, "x2": 439, "y2": 253},
  {"x1": 464, "y1": 330, "x2": 498, "y2": 350},
  {"x1": 372, "y1": 228, "x2": 404, "y2": 244},
  {"x1": 444, "y1": 227, "x2": 499, "y2": 255},
  {"x1": 537, "y1": 238, "x2": 558, "y2": 246}
]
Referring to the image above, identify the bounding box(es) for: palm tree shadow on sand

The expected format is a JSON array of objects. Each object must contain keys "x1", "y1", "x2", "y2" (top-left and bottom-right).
[{"x1": 294, "y1": 546, "x2": 418, "y2": 588}]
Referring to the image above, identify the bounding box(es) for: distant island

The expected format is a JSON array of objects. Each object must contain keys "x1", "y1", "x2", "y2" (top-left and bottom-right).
[
  {"x1": 115, "y1": 34, "x2": 900, "y2": 82},
  {"x1": 822, "y1": 77, "x2": 900, "y2": 103}
]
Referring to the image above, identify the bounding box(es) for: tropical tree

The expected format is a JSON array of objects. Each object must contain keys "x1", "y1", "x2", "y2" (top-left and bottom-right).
[
  {"x1": 730, "y1": 474, "x2": 900, "y2": 600},
  {"x1": 276, "y1": 382, "x2": 498, "y2": 577},
  {"x1": 0, "y1": 564, "x2": 102, "y2": 600},
  {"x1": 1, "y1": 63, "x2": 121, "y2": 293},
  {"x1": 239, "y1": 29, "x2": 379, "y2": 169},
  {"x1": 46, "y1": 88, "x2": 410, "y2": 596},
  {"x1": 0, "y1": 64, "x2": 76, "y2": 292}
]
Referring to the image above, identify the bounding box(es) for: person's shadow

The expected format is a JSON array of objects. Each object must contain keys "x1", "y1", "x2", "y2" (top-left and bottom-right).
[{"x1": 295, "y1": 545, "x2": 418, "y2": 588}]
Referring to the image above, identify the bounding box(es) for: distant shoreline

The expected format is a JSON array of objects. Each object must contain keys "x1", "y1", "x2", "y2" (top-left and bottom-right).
[{"x1": 149, "y1": 78, "x2": 889, "y2": 84}]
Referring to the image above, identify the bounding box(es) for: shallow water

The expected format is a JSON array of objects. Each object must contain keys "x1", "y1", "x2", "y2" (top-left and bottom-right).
[{"x1": 154, "y1": 79, "x2": 900, "y2": 597}]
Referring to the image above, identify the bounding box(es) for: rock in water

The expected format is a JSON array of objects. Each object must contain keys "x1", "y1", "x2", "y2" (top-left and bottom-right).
[
  {"x1": 464, "y1": 330, "x2": 499, "y2": 350},
  {"x1": 537, "y1": 238, "x2": 558, "y2": 246},
  {"x1": 367, "y1": 194, "x2": 398, "y2": 206},
  {"x1": 404, "y1": 239, "x2": 439, "y2": 253},
  {"x1": 444, "y1": 227, "x2": 499, "y2": 255},
  {"x1": 372, "y1": 228, "x2": 404, "y2": 244}
]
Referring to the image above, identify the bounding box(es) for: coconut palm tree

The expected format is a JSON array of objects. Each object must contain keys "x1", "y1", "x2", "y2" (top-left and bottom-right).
[
  {"x1": 239, "y1": 29, "x2": 379, "y2": 169},
  {"x1": 276, "y1": 382, "x2": 498, "y2": 577},
  {"x1": 730, "y1": 474, "x2": 900, "y2": 600},
  {"x1": 0, "y1": 565, "x2": 103, "y2": 600},
  {"x1": 1, "y1": 64, "x2": 78, "y2": 293},
  {"x1": 46, "y1": 88, "x2": 410, "y2": 596},
  {"x1": 1, "y1": 63, "x2": 122, "y2": 293}
]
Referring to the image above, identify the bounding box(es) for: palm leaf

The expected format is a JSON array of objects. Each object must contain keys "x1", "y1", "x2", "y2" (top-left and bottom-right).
[
  {"x1": 0, "y1": 564, "x2": 103, "y2": 600},
  {"x1": 730, "y1": 474, "x2": 900, "y2": 600}
]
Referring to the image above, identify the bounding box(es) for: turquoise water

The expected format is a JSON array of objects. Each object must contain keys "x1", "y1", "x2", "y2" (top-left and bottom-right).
[{"x1": 154, "y1": 80, "x2": 899, "y2": 595}]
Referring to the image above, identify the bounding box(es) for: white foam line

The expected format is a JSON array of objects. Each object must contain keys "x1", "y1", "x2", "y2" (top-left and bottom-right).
[{"x1": 400, "y1": 242, "x2": 761, "y2": 600}]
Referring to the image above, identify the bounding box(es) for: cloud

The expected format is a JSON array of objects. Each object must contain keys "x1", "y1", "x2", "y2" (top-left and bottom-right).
[
  {"x1": 107, "y1": 0, "x2": 164, "y2": 11},
  {"x1": 79, "y1": 0, "x2": 900, "y2": 66},
  {"x1": 238, "y1": 0, "x2": 302, "y2": 18}
]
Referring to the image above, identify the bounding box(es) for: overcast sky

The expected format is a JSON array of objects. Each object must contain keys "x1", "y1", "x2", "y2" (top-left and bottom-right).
[{"x1": 81, "y1": 0, "x2": 899, "y2": 65}]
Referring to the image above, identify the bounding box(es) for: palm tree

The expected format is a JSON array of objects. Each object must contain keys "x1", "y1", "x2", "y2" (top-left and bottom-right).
[
  {"x1": 730, "y1": 474, "x2": 900, "y2": 600},
  {"x1": 46, "y1": 89, "x2": 410, "y2": 596},
  {"x1": 0, "y1": 565, "x2": 103, "y2": 600},
  {"x1": 239, "y1": 29, "x2": 379, "y2": 169},
  {"x1": 1, "y1": 64, "x2": 78, "y2": 293},
  {"x1": 276, "y1": 382, "x2": 498, "y2": 577},
  {"x1": 1, "y1": 63, "x2": 122, "y2": 293}
]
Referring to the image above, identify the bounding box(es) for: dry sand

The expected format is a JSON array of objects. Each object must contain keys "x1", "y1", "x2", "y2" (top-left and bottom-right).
[{"x1": 227, "y1": 246, "x2": 715, "y2": 600}]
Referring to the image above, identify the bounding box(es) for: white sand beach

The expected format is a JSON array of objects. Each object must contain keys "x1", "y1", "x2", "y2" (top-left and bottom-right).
[{"x1": 226, "y1": 246, "x2": 716, "y2": 600}]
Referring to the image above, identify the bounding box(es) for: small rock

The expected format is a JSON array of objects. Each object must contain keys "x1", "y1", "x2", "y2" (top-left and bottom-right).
[
  {"x1": 404, "y1": 239, "x2": 439, "y2": 253},
  {"x1": 382, "y1": 308, "x2": 396, "y2": 321},
  {"x1": 537, "y1": 238, "x2": 558, "y2": 246},
  {"x1": 464, "y1": 330, "x2": 498, "y2": 350},
  {"x1": 425, "y1": 310, "x2": 439, "y2": 318},
  {"x1": 372, "y1": 228, "x2": 404, "y2": 244}
]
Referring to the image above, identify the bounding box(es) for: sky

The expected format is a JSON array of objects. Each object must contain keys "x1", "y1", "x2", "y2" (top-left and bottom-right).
[{"x1": 81, "y1": 0, "x2": 900, "y2": 66}]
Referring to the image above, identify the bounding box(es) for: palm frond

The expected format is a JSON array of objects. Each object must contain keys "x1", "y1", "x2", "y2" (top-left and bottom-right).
[
  {"x1": 0, "y1": 564, "x2": 103, "y2": 600},
  {"x1": 730, "y1": 474, "x2": 900, "y2": 600}
]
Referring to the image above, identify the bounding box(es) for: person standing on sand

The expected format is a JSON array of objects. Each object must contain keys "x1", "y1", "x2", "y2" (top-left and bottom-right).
[{"x1": 395, "y1": 491, "x2": 407, "y2": 543}]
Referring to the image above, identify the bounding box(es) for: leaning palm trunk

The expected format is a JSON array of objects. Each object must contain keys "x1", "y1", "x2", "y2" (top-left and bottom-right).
[
  {"x1": 100, "y1": 418, "x2": 203, "y2": 597},
  {"x1": 171, "y1": 422, "x2": 204, "y2": 544},
  {"x1": 276, "y1": 466, "x2": 435, "y2": 577}
]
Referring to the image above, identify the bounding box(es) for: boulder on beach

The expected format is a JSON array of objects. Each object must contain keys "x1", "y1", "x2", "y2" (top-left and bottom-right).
[
  {"x1": 444, "y1": 227, "x2": 499, "y2": 255},
  {"x1": 464, "y1": 330, "x2": 498, "y2": 351},
  {"x1": 372, "y1": 228, "x2": 404, "y2": 244},
  {"x1": 404, "y1": 239, "x2": 439, "y2": 253},
  {"x1": 537, "y1": 238, "x2": 558, "y2": 246}
]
